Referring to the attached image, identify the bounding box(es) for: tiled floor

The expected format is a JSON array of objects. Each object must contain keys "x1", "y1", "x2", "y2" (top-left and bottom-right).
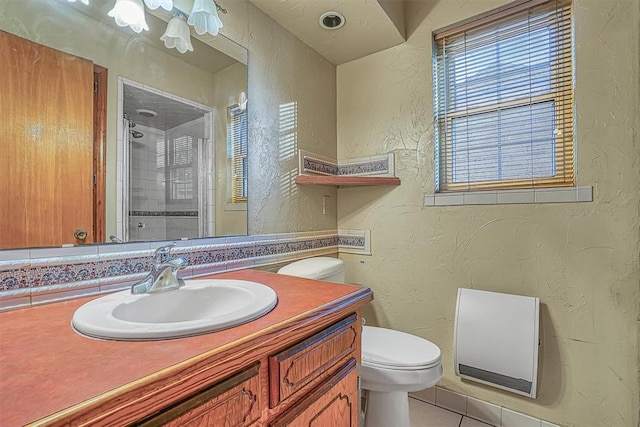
[{"x1": 409, "y1": 397, "x2": 492, "y2": 427}]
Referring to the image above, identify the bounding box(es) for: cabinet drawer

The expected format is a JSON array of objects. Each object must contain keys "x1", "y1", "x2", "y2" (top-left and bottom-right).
[
  {"x1": 269, "y1": 314, "x2": 358, "y2": 407},
  {"x1": 269, "y1": 358, "x2": 358, "y2": 427},
  {"x1": 135, "y1": 364, "x2": 261, "y2": 427}
]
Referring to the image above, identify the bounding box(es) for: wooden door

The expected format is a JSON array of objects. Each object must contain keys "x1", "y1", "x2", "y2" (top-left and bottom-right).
[{"x1": 0, "y1": 30, "x2": 95, "y2": 249}]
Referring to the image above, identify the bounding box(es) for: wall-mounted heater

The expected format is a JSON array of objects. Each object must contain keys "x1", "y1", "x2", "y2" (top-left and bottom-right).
[{"x1": 454, "y1": 288, "x2": 540, "y2": 398}]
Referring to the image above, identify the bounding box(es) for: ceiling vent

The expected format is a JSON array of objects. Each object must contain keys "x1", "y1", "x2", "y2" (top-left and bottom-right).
[{"x1": 136, "y1": 108, "x2": 158, "y2": 117}]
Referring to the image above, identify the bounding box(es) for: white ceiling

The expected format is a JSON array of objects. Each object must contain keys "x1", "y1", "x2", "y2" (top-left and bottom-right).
[
  {"x1": 247, "y1": 0, "x2": 407, "y2": 65},
  {"x1": 124, "y1": 85, "x2": 209, "y2": 131}
]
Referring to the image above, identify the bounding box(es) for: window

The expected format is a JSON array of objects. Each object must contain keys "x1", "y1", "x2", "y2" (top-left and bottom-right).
[
  {"x1": 433, "y1": 0, "x2": 573, "y2": 192},
  {"x1": 227, "y1": 105, "x2": 248, "y2": 203},
  {"x1": 164, "y1": 135, "x2": 194, "y2": 201}
]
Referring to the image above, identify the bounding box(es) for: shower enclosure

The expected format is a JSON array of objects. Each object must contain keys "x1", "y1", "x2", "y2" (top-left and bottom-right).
[{"x1": 119, "y1": 80, "x2": 214, "y2": 242}]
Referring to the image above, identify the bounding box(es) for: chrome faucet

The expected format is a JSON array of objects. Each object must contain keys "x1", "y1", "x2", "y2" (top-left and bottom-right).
[{"x1": 131, "y1": 243, "x2": 188, "y2": 294}]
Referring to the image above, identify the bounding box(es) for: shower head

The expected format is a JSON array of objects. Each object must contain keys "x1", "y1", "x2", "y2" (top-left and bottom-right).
[{"x1": 130, "y1": 130, "x2": 144, "y2": 139}]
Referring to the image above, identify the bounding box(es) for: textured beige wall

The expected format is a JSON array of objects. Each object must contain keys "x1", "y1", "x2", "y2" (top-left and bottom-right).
[
  {"x1": 336, "y1": 0, "x2": 639, "y2": 426},
  {"x1": 245, "y1": 2, "x2": 338, "y2": 234},
  {"x1": 210, "y1": 0, "x2": 339, "y2": 235},
  {"x1": 214, "y1": 62, "x2": 248, "y2": 236}
]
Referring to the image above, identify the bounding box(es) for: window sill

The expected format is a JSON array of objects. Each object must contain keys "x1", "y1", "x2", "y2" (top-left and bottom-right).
[
  {"x1": 424, "y1": 186, "x2": 593, "y2": 206},
  {"x1": 224, "y1": 203, "x2": 247, "y2": 212}
]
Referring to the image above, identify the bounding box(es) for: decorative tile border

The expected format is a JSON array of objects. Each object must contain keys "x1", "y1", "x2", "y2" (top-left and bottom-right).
[
  {"x1": 299, "y1": 150, "x2": 395, "y2": 178},
  {"x1": 0, "y1": 230, "x2": 341, "y2": 311},
  {"x1": 338, "y1": 159, "x2": 389, "y2": 176},
  {"x1": 337, "y1": 153, "x2": 395, "y2": 177},
  {"x1": 130, "y1": 211, "x2": 199, "y2": 217},
  {"x1": 338, "y1": 230, "x2": 371, "y2": 255},
  {"x1": 302, "y1": 156, "x2": 339, "y2": 176}
]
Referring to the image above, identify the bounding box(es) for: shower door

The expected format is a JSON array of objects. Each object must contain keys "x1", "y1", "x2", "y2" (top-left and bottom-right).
[{"x1": 120, "y1": 81, "x2": 214, "y2": 243}]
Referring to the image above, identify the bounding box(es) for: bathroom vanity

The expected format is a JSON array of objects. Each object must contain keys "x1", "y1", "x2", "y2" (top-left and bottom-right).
[{"x1": 0, "y1": 269, "x2": 372, "y2": 426}]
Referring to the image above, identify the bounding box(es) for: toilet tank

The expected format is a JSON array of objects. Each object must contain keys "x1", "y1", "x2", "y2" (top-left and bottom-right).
[{"x1": 277, "y1": 257, "x2": 345, "y2": 283}]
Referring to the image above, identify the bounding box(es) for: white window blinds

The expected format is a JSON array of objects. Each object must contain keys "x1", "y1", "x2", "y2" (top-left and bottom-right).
[
  {"x1": 167, "y1": 135, "x2": 194, "y2": 201},
  {"x1": 434, "y1": 0, "x2": 574, "y2": 192},
  {"x1": 227, "y1": 105, "x2": 248, "y2": 203}
]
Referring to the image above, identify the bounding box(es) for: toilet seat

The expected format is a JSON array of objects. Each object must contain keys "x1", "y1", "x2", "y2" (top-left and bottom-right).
[{"x1": 362, "y1": 326, "x2": 441, "y2": 371}]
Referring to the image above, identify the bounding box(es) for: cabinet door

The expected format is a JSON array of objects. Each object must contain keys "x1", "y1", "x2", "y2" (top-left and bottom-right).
[
  {"x1": 269, "y1": 314, "x2": 358, "y2": 407},
  {"x1": 135, "y1": 364, "x2": 261, "y2": 427},
  {"x1": 270, "y1": 358, "x2": 358, "y2": 427}
]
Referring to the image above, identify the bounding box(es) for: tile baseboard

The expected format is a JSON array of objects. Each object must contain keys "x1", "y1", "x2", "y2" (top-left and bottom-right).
[{"x1": 410, "y1": 387, "x2": 560, "y2": 427}]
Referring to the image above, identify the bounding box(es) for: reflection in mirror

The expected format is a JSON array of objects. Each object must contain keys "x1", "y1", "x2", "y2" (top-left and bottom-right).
[
  {"x1": 0, "y1": 0, "x2": 249, "y2": 250},
  {"x1": 122, "y1": 81, "x2": 213, "y2": 242}
]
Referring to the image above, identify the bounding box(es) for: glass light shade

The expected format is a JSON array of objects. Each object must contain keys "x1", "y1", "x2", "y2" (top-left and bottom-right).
[
  {"x1": 238, "y1": 92, "x2": 248, "y2": 111},
  {"x1": 187, "y1": 0, "x2": 223, "y2": 36},
  {"x1": 67, "y1": 0, "x2": 89, "y2": 4},
  {"x1": 160, "y1": 16, "x2": 193, "y2": 53},
  {"x1": 143, "y1": 0, "x2": 173, "y2": 11},
  {"x1": 108, "y1": 0, "x2": 149, "y2": 33}
]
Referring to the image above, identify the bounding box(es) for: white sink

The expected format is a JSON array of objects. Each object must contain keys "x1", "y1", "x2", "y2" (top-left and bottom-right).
[{"x1": 72, "y1": 279, "x2": 278, "y2": 341}]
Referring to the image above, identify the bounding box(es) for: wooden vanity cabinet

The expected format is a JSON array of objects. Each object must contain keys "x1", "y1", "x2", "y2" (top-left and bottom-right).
[
  {"x1": 16, "y1": 271, "x2": 373, "y2": 427},
  {"x1": 133, "y1": 314, "x2": 361, "y2": 427},
  {"x1": 270, "y1": 359, "x2": 358, "y2": 427},
  {"x1": 267, "y1": 314, "x2": 359, "y2": 426},
  {"x1": 269, "y1": 314, "x2": 358, "y2": 407},
  {"x1": 135, "y1": 364, "x2": 261, "y2": 427}
]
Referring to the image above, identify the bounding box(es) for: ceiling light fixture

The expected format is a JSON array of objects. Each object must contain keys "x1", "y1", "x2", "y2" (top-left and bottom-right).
[
  {"x1": 67, "y1": 0, "x2": 89, "y2": 5},
  {"x1": 136, "y1": 108, "x2": 159, "y2": 117},
  {"x1": 319, "y1": 11, "x2": 345, "y2": 30},
  {"x1": 188, "y1": 0, "x2": 224, "y2": 36},
  {"x1": 238, "y1": 91, "x2": 248, "y2": 111},
  {"x1": 99, "y1": 0, "x2": 228, "y2": 53},
  {"x1": 160, "y1": 13, "x2": 193, "y2": 53},
  {"x1": 108, "y1": 0, "x2": 149, "y2": 33}
]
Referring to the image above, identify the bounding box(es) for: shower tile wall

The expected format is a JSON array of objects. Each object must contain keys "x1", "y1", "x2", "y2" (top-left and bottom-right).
[
  {"x1": 164, "y1": 118, "x2": 203, "y2": 240},
  {"x1": 128, "y1": 118, "x2": 205, "y2": 241},
  {"x1": 166, "y1": 217, "x2": 198, "y2": 240},
  {"x1": 129, "y1": 124, "x2": 167, "y2": 241}
]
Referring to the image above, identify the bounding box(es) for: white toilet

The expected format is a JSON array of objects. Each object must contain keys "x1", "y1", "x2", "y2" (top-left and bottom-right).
[{"x1": 277, "y1": 257, "x2": 443, "y2": 427}]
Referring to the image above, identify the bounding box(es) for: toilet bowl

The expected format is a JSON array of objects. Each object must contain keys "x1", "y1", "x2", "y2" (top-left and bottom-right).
[{"x1": 277, "y1": 257, "x2": 443, "y2": 427}]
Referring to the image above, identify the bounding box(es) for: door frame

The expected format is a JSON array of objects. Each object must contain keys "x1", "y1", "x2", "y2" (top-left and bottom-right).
[
  {"x1": 93, "y1": 65, "x2": 108, "y2": 243},
  {"x1": 116, "y1": 77, "x2": 214, "y2": 242}
]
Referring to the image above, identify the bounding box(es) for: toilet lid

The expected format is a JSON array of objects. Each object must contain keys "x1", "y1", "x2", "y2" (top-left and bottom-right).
[
  {"x1": 362, "y1": 326, "x2": 442, "y2": 370},
  {"x1": 277, "y1": 257, "x2": 343, "y2": 280}
]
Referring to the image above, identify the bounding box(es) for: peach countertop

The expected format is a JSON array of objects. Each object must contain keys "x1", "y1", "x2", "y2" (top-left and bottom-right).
[{"x1": 0, "y1": 269, "x2": 372, "y2": 426}]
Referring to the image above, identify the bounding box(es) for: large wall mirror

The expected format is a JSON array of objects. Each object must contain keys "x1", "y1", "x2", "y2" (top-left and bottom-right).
[{"x1": 0, "y1": 0, "x2": 248, "y2": 250}]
